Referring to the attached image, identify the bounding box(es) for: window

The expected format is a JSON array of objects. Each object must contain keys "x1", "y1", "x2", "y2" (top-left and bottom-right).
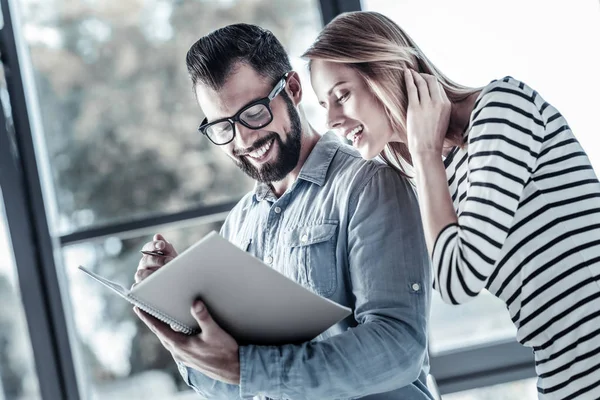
[
  {"x1": 20, "y1": 0, "x2": 324, "y2": 236},
  {"x1": 65, "y1": 220, "x2": 222, "y2": 398},
  {"x1": 429, "y1": 291, "x2": 515, "y2": 354},
  {"x1": 0, "y1": 189, "x2": 41, "y2": 400},
  {"x1": 18, "y1": 0, "x2": 324, "y2": 396}
]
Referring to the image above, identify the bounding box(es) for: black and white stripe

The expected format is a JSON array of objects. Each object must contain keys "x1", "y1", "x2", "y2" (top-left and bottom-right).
[{"x1": 432, "y1": 77, "x2": 600, "y2": 399}]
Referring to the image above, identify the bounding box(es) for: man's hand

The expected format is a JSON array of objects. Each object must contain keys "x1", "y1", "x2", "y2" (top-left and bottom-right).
[
  {"x1": 133, "y1": 233, "x2": 178, "y2": 288},
  {"x1": 134, "y1": 300, "x2": 241, "y2": 385}
]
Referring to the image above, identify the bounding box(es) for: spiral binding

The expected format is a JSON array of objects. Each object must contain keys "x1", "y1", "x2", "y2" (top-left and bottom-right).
[{"x1": 129, "y1": 293, "x2": 199, "y2": 335}]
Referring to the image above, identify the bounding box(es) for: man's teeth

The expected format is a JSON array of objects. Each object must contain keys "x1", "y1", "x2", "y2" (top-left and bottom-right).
[
  {"x1": 346, "y1": 125, "x2": 363, "y2": 141},
  {"x1": 248, "y1": 140, "x2": 273, "y2": 159}
]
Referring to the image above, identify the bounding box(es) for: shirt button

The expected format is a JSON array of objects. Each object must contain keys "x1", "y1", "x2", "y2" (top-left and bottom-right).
[
  {"x1": 265, "y1": 256, "x2": 273, "y2": 264},
  {"x1": 412, "y1": 283, "x2": 420, "y2": 292},
  {"x1": 300, "y1": 234, "x2": 309, "y2": 243},
  {"x1": 274, "y1": 207, "x2": 282, "y2": 214}
]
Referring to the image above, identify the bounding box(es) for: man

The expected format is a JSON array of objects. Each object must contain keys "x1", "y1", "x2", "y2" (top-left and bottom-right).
[{"x1": 134, "y1": 23, "x2": 433, "y2": 399}]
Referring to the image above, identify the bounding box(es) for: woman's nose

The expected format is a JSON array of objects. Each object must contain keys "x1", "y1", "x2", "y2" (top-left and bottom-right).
[{"x1": 326, "y1": 107, "x2": 345, "y2": 130}]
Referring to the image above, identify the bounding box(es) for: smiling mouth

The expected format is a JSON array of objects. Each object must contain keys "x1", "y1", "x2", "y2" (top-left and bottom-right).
[
  {"x1": 345, "y1": 125, "x2": 364, "y2": 143},
  {"x1": 244, "y1": 138, "x2": 275, "y2": 161}
]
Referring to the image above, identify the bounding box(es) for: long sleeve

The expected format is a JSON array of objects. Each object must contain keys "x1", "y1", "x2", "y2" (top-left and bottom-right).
[
  {"x1": 432, "y1": 81, "x2": 545, "y2": 304},
  {"x1": 237, "y1": 168, "x2": 431, "y2": 399}
]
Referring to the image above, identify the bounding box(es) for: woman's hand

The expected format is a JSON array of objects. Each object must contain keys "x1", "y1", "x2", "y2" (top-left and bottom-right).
[{"x1": 404, "y1": 69, "x2": 451, "y2": 158}]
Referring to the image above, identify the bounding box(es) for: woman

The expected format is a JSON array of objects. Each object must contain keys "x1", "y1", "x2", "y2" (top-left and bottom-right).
[{"x1": 304, "y1": 11, "x2": 600, "y2": 400}]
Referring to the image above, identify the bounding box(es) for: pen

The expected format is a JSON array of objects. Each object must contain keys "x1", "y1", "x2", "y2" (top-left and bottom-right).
[{"x1": 140, "y1": 250, "x2": 166, "y2": 257}]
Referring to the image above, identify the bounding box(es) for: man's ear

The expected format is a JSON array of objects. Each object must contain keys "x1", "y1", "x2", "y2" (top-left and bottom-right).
[{"x1": 285, "y1": 71, "x2": 303, "y2": 106}]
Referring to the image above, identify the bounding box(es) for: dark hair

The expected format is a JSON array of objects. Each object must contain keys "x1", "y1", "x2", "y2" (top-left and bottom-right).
[{"x1": 186, "y1": 23, "x2": 292, "y2": 92}]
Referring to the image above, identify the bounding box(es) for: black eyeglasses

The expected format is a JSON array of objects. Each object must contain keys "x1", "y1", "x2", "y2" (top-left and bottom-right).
[{"x1": 198, "y1": 72, "x2": 290, "y2": 145}]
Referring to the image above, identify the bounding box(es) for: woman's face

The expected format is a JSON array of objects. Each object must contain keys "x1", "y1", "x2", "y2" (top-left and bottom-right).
[{"x1": 310, "y1": 60, "x2": 397, "y2": 159}]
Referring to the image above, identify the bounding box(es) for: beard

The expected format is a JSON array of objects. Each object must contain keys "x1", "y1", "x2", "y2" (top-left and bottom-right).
[{"x1": 233, "y1": 93, "x2": 302, "y2": 183}]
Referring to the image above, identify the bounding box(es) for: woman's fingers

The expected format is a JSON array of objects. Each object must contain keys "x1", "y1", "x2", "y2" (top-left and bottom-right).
[
  {"x1": 421, "y1": 74, "x2": 440, "y2": 101},
  {"x1": 405, "y1": 69, "x2": 419, "y2": 105},
  {"x1": 422, "y1": 73, "x2": 450, "y2": 107},
  {"x1": 411, "y1": 70, "x2": 430, "y2": 103}
]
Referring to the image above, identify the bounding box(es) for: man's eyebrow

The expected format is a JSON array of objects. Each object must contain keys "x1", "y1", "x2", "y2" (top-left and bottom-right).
[
  {"x1": 207, "y1": 95, "x2": 266, "y2": 123},
  {"x1": 327, "y1": 81, "x2": 348, "y2": 96},
  {"x1": 231, "y1": 95, "x2": 264, "y2": 115},
  {"x1": 243, "y1": 95, "x2": 264, "y2": 106}
]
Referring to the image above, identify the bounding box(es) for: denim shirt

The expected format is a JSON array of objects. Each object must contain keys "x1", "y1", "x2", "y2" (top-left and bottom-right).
[{"x1": 178, "y1": 132, "x2": 433, "y2": 400}]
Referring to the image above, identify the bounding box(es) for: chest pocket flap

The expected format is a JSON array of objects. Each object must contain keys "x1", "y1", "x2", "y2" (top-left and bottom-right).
[
  {"x1": 286, "y1": 223, "x2": 337, "y2": 247},
  {"x1": 284, "y1": 222, "x2": 338, "y2": 297}
]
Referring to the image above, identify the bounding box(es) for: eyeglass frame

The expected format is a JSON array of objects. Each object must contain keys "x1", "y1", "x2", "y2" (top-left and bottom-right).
[{"x1": 198, "y1": 72, "x2": 291, "y2": 145}]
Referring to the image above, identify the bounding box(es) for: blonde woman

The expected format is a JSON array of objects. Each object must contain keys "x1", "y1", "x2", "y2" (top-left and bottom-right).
[{"x1": 304, "y1": 11, "x2": 600, "y2": 400}]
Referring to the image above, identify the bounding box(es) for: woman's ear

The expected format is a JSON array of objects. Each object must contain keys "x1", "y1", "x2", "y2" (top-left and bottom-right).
[{"x1": 285, "y1": 71, "x2": 303, "y2": 106}]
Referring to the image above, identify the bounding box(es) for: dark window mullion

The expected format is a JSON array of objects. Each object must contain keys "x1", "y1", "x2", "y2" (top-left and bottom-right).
[
  {"x1": 0, "y1": 0, "x2": 80, "y2": 399},
  {"x1": 430, "y1": 339, "x2": 536, "y2": 394},
  {"x1": 318, "y1": 0, "x2": 362, "y2": 26},
  {"x1": 59, "y1": 201, "x2": 236, "y2": 246}
]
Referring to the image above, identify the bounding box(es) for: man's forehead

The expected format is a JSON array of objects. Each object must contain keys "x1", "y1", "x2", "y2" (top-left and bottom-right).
[{"x1": 196, "y1": 64, "x2": 272, "y2": 120}]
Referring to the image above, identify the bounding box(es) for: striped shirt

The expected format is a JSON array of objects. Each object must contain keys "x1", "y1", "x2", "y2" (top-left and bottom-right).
[{"x1": 433, "y1": 77, "x2": 600, "y2": 399}]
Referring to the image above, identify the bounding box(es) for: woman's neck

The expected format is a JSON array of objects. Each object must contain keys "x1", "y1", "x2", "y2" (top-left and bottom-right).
[{"x1": 446, "y1": 91, "x2": 481, "y2": 148}]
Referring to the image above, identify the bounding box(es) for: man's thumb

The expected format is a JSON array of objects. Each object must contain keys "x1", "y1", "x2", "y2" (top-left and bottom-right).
[{"x1": 191, "y1": 300, "x2": 218, "y2": 335}]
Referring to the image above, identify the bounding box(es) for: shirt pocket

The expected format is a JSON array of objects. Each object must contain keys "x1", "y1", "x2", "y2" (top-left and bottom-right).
[
  {"x1": 284, "y1": 222, "x2": 338, "y2": 298},
  {"x1": 232, "y1": 234, "x2": 253, "y2": 254}
]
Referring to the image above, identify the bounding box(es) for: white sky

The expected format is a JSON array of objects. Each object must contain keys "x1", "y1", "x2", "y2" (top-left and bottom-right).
[{"x1": 363, "y1": 0, "x2": 600, "y2": 168}]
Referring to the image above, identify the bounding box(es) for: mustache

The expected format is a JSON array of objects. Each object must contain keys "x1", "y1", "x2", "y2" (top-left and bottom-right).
[{"x1": 233, "y1": 133, "x2": 277, "y2": 157}]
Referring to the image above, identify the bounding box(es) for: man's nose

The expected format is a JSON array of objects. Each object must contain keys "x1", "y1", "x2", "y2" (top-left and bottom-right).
[{"x1": 233, "y1": 122, "x2": 258, "y2": 150}]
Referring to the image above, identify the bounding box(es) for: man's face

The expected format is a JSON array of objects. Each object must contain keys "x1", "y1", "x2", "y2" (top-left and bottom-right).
[{"x1": 196, "y1": 63, "x2": 302, "y2": 183}]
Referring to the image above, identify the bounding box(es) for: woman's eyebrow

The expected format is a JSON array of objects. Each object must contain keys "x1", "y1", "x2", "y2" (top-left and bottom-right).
[{"x1": 327, "y1": 81, "x2": 348, "y2": 96}]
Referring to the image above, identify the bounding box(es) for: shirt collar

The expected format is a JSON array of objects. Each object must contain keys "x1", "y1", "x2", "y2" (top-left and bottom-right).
[
  {"x1": 254, "y1": 181, "x2": 276, "y2": 202},
  {"x1": 253, "y1": 132, "x2": 341, "y2": 202}
]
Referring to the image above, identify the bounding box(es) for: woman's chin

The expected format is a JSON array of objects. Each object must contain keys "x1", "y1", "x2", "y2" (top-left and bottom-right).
[
  {"x1": 358, "y1": 147, "x2": 379, "y2": 161},
  {"x1": 356, "y1": 142, "x2": 385, "y2": 161}
]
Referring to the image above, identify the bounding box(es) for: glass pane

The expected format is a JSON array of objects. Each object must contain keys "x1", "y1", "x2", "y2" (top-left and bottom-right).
[
  {"x1": 20, "y1": 0, "x2": 324, "y2": 235},
  {"x1": 429, "y1": 290, "x2": 516, "y2": 354},
  {"x1": 444, "y1": 377, "x2": 538, "y2": 400},
  {"x1": 362, "y1": 0, "x2": 600, "y2": 352},
  {"x1": 0, "y1": 189, "x2": 42, "y2": 399},
  {"x1": 64, "y1": 220, "x2": 223, "y2": 398}
]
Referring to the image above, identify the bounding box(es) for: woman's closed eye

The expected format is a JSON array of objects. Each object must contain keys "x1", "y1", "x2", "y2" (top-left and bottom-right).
[
  {"x1": 336, "y1": 91, "x2": 350, "y2": 103},
  {"x1": 318, "y1": 91, "x2": 350, "y2": 108}
]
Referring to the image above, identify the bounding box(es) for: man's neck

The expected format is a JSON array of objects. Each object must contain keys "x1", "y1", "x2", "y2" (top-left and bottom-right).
[{"x1": 270, "y1": 123, "x2": 321, "y2": 198}]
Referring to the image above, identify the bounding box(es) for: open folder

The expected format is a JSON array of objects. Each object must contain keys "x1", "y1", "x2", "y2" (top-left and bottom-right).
[{"x1": 79, "y1": 231, "x2": 352, "y2": 345}]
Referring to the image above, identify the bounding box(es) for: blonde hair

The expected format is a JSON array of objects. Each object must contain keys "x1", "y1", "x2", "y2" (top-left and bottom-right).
[{"x1": 303, "y1": 11, "x2": 479, "y2": 177}]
